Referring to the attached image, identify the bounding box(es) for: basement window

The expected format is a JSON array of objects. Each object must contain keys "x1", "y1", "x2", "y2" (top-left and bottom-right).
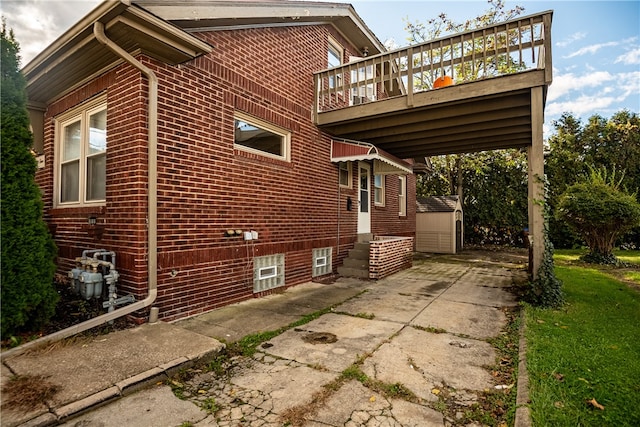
[
  {"x1": 234, "y1": 112, "x2": 290, "y2": 161},
  {"x1": 253, "y1": 254, "x2": 285, "y2": 292},
  {"x1": 312, "y1": 247, "x2": 333, "y2": 277}
]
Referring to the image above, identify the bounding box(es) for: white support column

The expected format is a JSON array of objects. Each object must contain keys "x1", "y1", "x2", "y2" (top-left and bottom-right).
[{"x1": 528, "y1": 86, "x2": 545, "y2": 278}]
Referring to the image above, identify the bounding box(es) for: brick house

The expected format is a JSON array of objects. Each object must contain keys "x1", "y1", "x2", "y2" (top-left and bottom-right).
[{"x1": 25, "y1": 0, "x2": 417, "y2": 324}]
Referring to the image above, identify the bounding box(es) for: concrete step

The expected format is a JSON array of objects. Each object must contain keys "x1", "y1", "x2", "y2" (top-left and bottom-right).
[
  {"x1": 343, "y1": 258, "x2": 370, "y2": 269},
  {"x1": 337, "y1": 266, "x2": 370, "y2": 279},
  {"x1": 348, "y1": 248, "x2": 369, "y2": 260},
  {"x1": 353, "y1": 242, "x2": 370, "y2": 252},
  {"x1": 357, "y1": 233, "x2": 373, "y2": 243}
]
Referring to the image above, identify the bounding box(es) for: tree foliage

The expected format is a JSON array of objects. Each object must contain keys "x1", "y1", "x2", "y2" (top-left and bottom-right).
[
  {"x1": 556, "y1": 168, "x2": 640, "y2": 264},
  {"x1": 404, "y1": 0, "x2": 527, "y2": 84},
  {"x1": 546, "y1": 111, "x2": 640, "y2": 249},
  {"x1": 1, "y1": 20, "x2": 58, "y2": 337},
  {"x1": 418, "y1": 149, "x2": 529, "y2": 246}
]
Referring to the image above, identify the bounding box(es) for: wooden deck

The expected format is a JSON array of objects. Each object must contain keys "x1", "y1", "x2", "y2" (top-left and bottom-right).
[{"x1": 314, "y1": 11, "x2": 553, "y2": 158}]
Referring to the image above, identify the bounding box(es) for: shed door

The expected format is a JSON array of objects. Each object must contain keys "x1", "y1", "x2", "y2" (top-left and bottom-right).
[{"x1": 358, "y1": 162, "x2": 371, "y2": 234}]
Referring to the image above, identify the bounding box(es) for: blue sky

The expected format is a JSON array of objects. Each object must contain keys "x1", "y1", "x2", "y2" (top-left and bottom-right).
[{"x1": 2, "y1": 0, "x2": 639, "y2": 137}]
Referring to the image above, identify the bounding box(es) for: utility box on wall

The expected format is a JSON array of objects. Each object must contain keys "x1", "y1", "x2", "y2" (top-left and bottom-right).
[{"x1": 416, "y1": 196, "x2": 463, "y2": 254}]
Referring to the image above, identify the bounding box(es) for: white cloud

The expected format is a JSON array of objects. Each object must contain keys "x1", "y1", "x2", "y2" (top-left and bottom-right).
[
  {"x1": 547, "y1": 71, "x2": 613, "y2": 102},
  {"x1": 546, "y1": 94, "x2": 618, "y2": 117},
  {"x1": 0, "y1": 0, "x2": 100, "y2": 66},
  {"x1": 564, "y1": 36, "x2": 639, "y2": 59},
  {"x1": 615, "y1": 47, "x2": 640, "y2": 65},
  {"x1": 564, "y1": 41, "x2": 620, "y2": 59},
  {"x1": 545, "y1": 69, "x2": 640, "y2": 120},
  {"x1": 556, "y1": 31, "x2": 586, "y2": 47}
]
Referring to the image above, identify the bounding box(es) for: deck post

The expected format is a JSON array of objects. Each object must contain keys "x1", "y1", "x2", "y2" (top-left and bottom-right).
[{"x1": 527, "y1": 86, "x2": 545, "y2": 278}]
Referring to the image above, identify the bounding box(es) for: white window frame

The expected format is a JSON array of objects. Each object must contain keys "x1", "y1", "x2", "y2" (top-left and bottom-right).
[
  {"x1": 398, "y1": 175, "x2": 407, "y2": 217},
  {"x1": 339, "y1": 161, "x2": 352, "y2": 188},
  {"x1": 54, "y1": 95, "x2": 107, "y2": 207},
  {"x1": 374, "y1": 174, "x2": 385, "y2": 206},
  {"x1": 327, "y1": 37, "x2": 343, "y2": 89},
  {"x1": 234, "y1": 112, "x2": 291, "y2": 162}
]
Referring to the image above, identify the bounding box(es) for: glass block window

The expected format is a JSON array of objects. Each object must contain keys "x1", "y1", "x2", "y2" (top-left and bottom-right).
[
  {"x1": 253, "y1": 254, "x2": 285, "y2": 292},
  {"x1": 312, "y1": 247, "x2": 332, "y2": 277}
]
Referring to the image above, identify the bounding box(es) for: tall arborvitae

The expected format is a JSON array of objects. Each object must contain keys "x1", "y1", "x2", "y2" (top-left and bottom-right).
[{"x1": 1, "y1": 20, "x2": 58, "y2": 337}]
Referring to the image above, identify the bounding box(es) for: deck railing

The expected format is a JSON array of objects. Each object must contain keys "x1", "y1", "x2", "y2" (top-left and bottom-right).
[{"x1": 314, "y1": 11, "x2": 552, "y2": 114}]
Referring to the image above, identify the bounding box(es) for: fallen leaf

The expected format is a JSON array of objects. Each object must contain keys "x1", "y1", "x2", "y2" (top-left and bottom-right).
[
  {"x1": 536, "y1": 319, "x2": 545, "y2": 324},
  {"x1": 198, "y1": 390, "x2": 207, "y2": 394},
  {"x1": 553, "y1": 373, "x2": 565, "y2": 382},
  {"x1": 369, "y1": 396, "x2": 376, "y2": 402},
  {"x1": 431, "y1": 388, "x2": 440, "y2": 395},
  {"x1": 170, "y1": 380, "x2": 183, "y2": 388},
  {"x1": 554, "y1": 401, "x2": 565, "y2": 408},
  {"x1": 587, "y1": 398, "x2": 605, "y2": 410},
  {"x1": 498, "y1": 422, "x2": 508, "y2": 427},
  {"x1": 560, "y1": 325, "x2": 569, "y2": 329}
]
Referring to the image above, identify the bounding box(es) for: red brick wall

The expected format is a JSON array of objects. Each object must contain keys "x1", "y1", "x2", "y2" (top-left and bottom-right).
[
  {"x1": 35, "y1": 23, "x2": 415, "y2": 322},
  {"x1": 372, "y1": 173, "x2": 417, "y2": 238},
  {"x1": 369, "y1": 237, "x2": 414, "y2": 279}
]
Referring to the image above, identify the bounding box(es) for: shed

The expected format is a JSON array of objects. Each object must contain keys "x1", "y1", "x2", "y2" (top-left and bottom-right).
[{"x1": 416, "y1": 196, "x2": 463, "y2": 254}]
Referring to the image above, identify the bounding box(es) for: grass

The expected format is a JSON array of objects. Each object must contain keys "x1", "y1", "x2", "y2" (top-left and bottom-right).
[
  {"x1": 524, "y1": 260, "x2": 640, "y2": 426},
  {"x1": 1, "y1": 375, "x2": 60, "y2": 411}
]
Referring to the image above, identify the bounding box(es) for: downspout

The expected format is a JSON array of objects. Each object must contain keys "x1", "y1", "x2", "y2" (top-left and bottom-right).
[{"x1": 1, "y1": 20, "x2": 158, "y2": 359}]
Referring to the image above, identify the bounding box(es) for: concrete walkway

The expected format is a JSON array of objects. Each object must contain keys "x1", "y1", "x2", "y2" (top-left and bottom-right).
[{"x1": 1, "y1": 253, "x2": 528, "y2": 427}]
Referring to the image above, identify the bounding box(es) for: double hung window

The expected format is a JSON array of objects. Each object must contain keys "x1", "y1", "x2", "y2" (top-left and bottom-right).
[
  {"x1": 327, "y1": 37, "x2": 343, "y2": 89},
  {"x1": 398, "y1": 176, "x2": 407, "y2": 216},
  {"x1": 339, "y1": 161, "x2": 352, "y2": 187},
  {"x1": 56, "y1": 98, "x2": 107, "y2": 206},
  {"x1": 374, "y1": 174, "x2": 385, "y2": 206}
]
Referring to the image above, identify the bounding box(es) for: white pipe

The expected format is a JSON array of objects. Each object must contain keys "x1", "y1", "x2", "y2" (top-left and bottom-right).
[{"x1": 1, "y1": 19, "x2": 159, "y2": 360}]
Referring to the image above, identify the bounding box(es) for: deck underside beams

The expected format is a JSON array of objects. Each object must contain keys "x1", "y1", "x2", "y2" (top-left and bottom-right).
[{"x1": 317, "y1": 71, "x2": 546, "y2": 158}]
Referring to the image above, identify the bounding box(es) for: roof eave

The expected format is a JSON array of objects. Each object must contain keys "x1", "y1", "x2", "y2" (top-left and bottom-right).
[
  {"x1": 24, "y1": 0, "x2": 213, "y2": 105},
  {"x1": 135, "y1": 0, "x2": 385, "y2": 55}
]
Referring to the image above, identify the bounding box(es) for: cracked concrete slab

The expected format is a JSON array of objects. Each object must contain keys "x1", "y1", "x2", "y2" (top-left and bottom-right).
[
  {"x1": 362, "y1": 327, "x2": 496, "y2": 394},
  {"x1": 261, "y1": 313, "x2": 403, "y2": 373},
  {"x1": 310, "y1": 380, "x2": 444, "y2": 427},
  {"x1": 230, "y1": 361, "x2": 336, "y2": 414},
  {"x1": 411, "y1": 299, "x2": 507, "y2": 339}
]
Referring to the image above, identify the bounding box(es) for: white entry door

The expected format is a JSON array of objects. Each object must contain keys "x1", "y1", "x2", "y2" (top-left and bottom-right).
[{"x1": 358, "y1": 162, "x2": 371, "y2": 234}]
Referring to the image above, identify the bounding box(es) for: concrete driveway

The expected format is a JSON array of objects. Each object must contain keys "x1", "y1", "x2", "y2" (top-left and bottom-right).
[{"x1": 51, "y1": 252, "x2": 527, "y2": 427}]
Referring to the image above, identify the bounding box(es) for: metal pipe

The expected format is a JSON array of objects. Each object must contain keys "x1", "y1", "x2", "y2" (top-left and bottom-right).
[{"x1": 1, "y1": 18, "x2": 159, "y2": 360}]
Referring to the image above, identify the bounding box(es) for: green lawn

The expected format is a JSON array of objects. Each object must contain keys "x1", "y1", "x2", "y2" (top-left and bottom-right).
[{"x1": 525, "y1": 263, "x2": 640, "y2": 426}]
